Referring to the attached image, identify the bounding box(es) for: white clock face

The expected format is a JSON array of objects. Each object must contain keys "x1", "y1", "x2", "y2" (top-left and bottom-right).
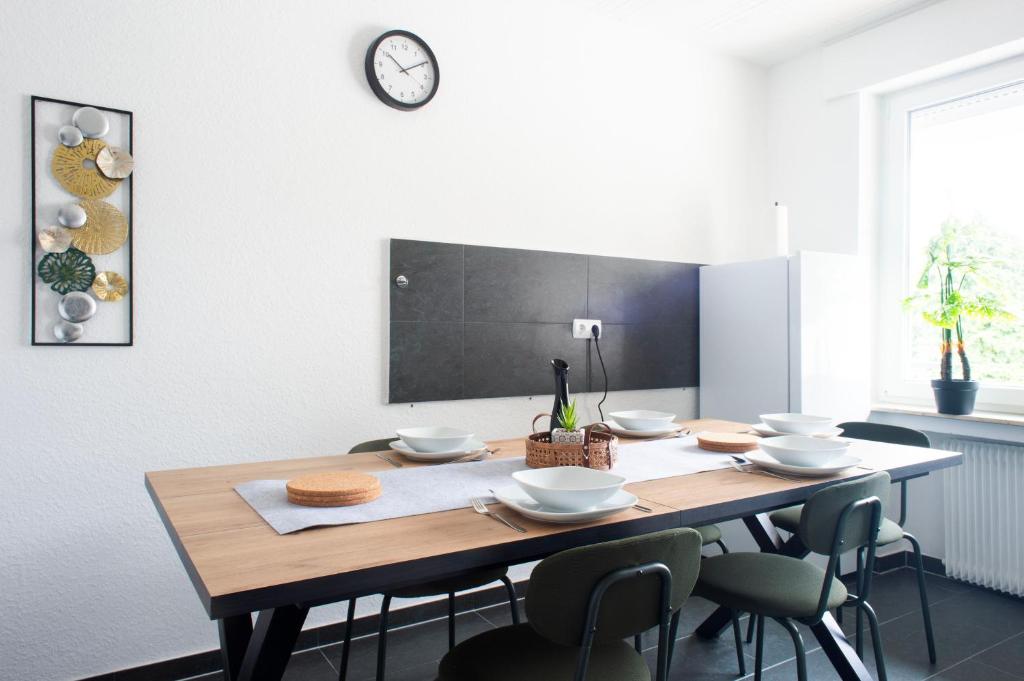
[{"x1": 371, "y1": 34, "x2": 437, "y2": 106}]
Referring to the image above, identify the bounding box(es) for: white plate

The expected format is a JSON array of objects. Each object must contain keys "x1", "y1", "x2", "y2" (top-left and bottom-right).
[
  {"x1": 608, "y1": 410, "x2": 676, "y2": 431},
  {"x1": 389, "y1": 439, "x2": 488, "y2": 462},
  {"x1": 605, "y1": 420, "x2": 686, "y2": 438},
  {"x1": 492, "y1": 485, "x2": 638, "y2": 524},
  {"x1": 745, "y1": 450, "x2": 863, "y2": 477},
  {"x1": 751, "y1": 423, "x2": 844, "y2": 439}
]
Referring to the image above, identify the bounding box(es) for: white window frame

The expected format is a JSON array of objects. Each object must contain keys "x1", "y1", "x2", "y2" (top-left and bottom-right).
[{"x1": 877, "y1": 55, "x2": 1024, "y2": 414}]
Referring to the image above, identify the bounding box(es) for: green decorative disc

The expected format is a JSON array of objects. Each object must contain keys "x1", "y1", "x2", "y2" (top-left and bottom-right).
[{"x1": 38, "y1": 248, "x2": 96, "y2": 294}]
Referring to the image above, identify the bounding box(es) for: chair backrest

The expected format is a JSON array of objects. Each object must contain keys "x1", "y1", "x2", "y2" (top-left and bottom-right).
[
  {"x1": 348, "y1": 438, "x2": 395, "y2": 454},
  {"x1": 525, "y1": 528, "x2": 702, "y2": 646},
  {"x1": 799, "y1": 471, "x2": 891, "y2": 555},
  {"x1": 837, "y1": 422, "x2": 929, "y2": 448}
]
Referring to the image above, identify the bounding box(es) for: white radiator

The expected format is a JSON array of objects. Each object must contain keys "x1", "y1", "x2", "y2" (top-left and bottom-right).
[{"x1": 934, "y1": 435, "x2": 1024, "y2": 596}]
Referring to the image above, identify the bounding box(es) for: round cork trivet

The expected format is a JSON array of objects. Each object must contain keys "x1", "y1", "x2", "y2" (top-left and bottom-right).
[
  {"x1": 287, "y1": 486, "x2": 382, "y2": 507},
  {"x1": 286, "y1": 471, "x2": 381, "y2": 498},
  {"x1": 696, "y1": 432, "x2": 761, "y2": 453}
]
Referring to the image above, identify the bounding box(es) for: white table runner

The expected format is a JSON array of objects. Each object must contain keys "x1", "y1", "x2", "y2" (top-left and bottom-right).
[{"x1": 235, "y1": 436, "x2": 736, "y2": 534}]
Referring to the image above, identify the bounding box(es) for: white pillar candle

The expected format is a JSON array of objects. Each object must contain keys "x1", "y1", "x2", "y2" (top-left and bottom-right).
[{"x1": 775, "y1": 202, "x2": 789, "y2": 256}]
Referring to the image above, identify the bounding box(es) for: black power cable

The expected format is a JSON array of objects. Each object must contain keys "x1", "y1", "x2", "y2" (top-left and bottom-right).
[{"x1": 592, "y1": 324, "x2": 608, "y2": 421}]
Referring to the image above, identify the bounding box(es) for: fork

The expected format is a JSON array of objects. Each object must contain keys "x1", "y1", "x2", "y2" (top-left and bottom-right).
[
  {"x1": 471, "y1": 497, "x2": 527, "y2": 533},
  {"x1": 729, "y1": 459, "x2": 803, "y2": 483},
  {"x1": 374, "y1": 452, "x2": 403, "y2": 468}
]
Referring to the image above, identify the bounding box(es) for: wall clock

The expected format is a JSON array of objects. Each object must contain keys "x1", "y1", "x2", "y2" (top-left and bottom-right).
[{"x1": 365, "y1": 30, "x2": 439, "y2": 111}]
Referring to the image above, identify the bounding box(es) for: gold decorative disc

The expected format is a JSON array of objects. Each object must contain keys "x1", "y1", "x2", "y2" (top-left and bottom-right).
[
  {"x1": 92, "y1": 271, "x2": 128, "y2": 301},
  {"x1": 96, "y1": 146, "x2": 134, "y2": 179},
  {"x1": 51, "y1": 138, "x2": 119, "y2": 199},
  {"x1": 71, "y1": 200, "x2": 128, "y2": 255}
]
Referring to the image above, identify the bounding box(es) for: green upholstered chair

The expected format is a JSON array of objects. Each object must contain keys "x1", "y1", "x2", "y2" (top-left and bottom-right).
[
  {"x1": 438, "y1": 528, "x2": 704, "y2": 681},
  {"x1": 696, "y1": 472, "x2": 892, "y2": 681},
  {"x1": 694, "y1": 524, "x2": 729, "y2": 554},
  {"x1": 767, "y1": 422, "x2": 936, "y2": 664},
  {"x1": 337, "y1": 439, "x2": 520, "y2": 681}
]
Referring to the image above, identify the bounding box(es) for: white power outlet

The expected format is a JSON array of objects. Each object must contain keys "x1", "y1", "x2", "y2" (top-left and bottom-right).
[{"x1": 572, "y1": 319, "x2": 602, "y2": 339}]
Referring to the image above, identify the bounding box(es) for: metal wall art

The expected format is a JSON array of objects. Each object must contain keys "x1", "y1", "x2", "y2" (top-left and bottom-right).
[{"x1": 32, "y1": 96, "x2": 133, "y2": 345}]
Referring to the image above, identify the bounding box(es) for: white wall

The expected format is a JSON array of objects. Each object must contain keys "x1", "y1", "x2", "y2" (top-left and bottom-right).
[{"x1": 0, "y1": 2, "x2": 771, "y2": 678}]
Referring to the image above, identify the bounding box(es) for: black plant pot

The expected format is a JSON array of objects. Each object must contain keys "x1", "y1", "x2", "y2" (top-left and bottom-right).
[{"x1": 930, "y1": 379, "x2": 979, "y2": 415}]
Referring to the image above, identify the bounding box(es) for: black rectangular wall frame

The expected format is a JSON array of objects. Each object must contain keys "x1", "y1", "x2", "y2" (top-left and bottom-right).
[
  {"x1": 31, "y1": 95, "x2": 134, "y2": 346},
  {"x1": 388, "y1": 239, "x2": 700, "y2": 403}
]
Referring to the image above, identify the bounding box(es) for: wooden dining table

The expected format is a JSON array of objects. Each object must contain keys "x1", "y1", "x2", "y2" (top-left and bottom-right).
[{"x1": 146, "y1": 418, "x2": 962, "y2": 681}]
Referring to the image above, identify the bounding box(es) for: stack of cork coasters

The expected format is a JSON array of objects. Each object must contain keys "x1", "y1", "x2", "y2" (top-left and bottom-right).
[
  {"x1": 696, "y1": 432, "x2": 761, "y2": 454},
  {"x1": 286, "y1": 471, "x2": 382, "y2": 507}
]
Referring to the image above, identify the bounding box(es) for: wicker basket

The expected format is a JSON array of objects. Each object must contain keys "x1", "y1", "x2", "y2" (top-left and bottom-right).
[{"x1": 525, "y1": 414, "x2": 618, "y2": 470}]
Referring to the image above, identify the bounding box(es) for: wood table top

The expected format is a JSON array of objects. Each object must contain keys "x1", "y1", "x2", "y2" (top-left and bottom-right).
[{"x1": 145, "y1": 418, "x2": 962, "y2": 618}]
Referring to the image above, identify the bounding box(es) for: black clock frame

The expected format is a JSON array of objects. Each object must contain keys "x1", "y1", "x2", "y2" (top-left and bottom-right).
[{"x1": 364, "y1": 30, "x2": 439, "y2": 111}]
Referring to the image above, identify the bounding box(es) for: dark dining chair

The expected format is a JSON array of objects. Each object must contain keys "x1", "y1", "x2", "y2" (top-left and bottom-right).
[
  {"x1": 337, "y1": 439, "x2": 520, "y2": 681},
  {"x1": 437, "y1": 527, "x2": 704, "y2": 681},
  {"x1": 767, "y1": 422, "x2": 937, "y2": 664},
  {"x1": 696, "y1": 472, "x2": 892, "y2": 681}
]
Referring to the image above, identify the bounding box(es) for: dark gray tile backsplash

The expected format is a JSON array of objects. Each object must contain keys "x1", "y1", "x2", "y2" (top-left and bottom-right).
[
  {"x1": 464, "y1": 246, "x2": 588, "y2": 323},
  {"x1": 390, "y1": 240, "x2": 463, "y2": 322},
  {"x1": 588, "y1": 256, "x2": 700, "y2": 325},
  {"x1": 389, "y1": 322, "x2": 464, "y2": 403},
  {"x1": 464, "y1": 323, "x2": 588, "y2": 399},
  {"x1": 388, "y1": 239, "x2": 700, "y2": 403}
]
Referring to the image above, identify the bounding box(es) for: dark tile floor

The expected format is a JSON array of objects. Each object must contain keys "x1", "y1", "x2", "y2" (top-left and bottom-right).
[{"x1": 184, "y1": 568, "x2": 1023, "y2": 681}]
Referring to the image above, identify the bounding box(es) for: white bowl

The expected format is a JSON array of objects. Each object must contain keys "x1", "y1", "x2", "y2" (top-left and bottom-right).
[
  {"x1": 759, "y1": 413, "x2": 834, "y2": 436},
  {"x1": 608, "y1": 410, "x2": 676, "y2": 432},
  {"x1": 512, "y1": 467, "x2": 626, "y2": 512},
  {"x1": 758, "y1": 435, "x2": 850, "y2": 468},
  {"x1": 395, "y1": 426, "x2": 474, "y2": 453}
]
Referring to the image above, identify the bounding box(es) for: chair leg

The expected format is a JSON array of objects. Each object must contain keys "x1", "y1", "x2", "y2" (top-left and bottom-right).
[
  {"x1": 860, "y1": 600, "x2": 888, "y2": 681},
  {"x1": 499, "y1": 575, "x2": 520, "y2": 625},
  {"x1": 375, "y1": 595, "x2": 392, "y2": 681},
  {"x1": 754, "y1": 615, "x2": 765, "y2": 681},
  {"x1": 856, "y1": 546, "x2": 865, "y2": 659},
  {"x1": 666, "y1": 609, "x2": 681, "y2": 677},
  {"x1": 715, "y1": 539, "x2": 730, "y2": 554},
  {"x1": 634, "y1": 634, "x2": 643, "y2": 653},
  {"x1": 730, "y1": 611, "x2": 747, "y2": 676},
  {"x1": 337, "y1": 598, "x2": 356, "y2": 681},
  {"x1": 447, "y1": 592, "x2": 456, "y2": 651},
  {"x1": 746, "y1": 612, "x2": 756, "y2": 643},
  {"x1": 905, "y1": 532, "x2": 937, "y2": 664},
  {"x1": 776, "y1": 617, "x2": 807, "y2": 681}
]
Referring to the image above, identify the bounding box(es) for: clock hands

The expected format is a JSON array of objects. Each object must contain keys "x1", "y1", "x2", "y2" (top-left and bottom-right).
[
  {"x1": 405, "y1": 60, "x2": 429, "y2": 70},
  {"x1": 385, "y1": 52, "x2": 409, "y2": 73}
]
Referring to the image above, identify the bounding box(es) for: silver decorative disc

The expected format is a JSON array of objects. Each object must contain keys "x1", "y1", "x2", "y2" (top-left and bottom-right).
[
  {"x1": 58, "y1": 291, "x2": 97, "y2": 323},
  {"x1": 57, "y1": 203, "x2": 87, "y2": 229},
  {"x1": 72, "y1": 106, "x2": 109, "y2": 139},
  {"x1": 53, "y1": 320, "x2": 84, "y2": 343},
  {"x1": 58, "y1": 125, "x2": 84, "y2": 147},
  {"x1": 96, "y1": 146, "x2": 134, "y2": 179},
  {"x1": 37, "y1": 226, "x2": 73, "y2": 253}
]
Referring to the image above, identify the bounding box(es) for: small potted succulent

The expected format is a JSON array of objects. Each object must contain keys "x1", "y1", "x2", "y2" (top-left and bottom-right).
[
  {"x1": 551, "y1": 398, "x2": 584, "y2": 444},
  {"x1": 904, "y1": 221, "x2": 1011, "y2": 415}
]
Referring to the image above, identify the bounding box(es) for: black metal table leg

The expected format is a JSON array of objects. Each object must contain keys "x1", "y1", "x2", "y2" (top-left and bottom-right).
[
  {"x1": 811, "y1": 612, "x2": 874, "y2": 681},
  {"x1": 236, "y1": 605, "x2": 310, "y2": 681},
  {"x1": 219, "y1": 614, "x2": 253, "y2": 681}
]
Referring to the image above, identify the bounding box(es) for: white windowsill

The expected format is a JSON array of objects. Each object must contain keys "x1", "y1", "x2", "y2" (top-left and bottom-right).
[{"x1": 870, "y1": 403, "x2": 1024, "y2": 444}]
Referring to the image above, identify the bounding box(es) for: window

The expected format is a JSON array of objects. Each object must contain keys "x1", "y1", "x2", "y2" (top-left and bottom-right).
[{"x1": 879, "y1": 58, "x2": 1024, "y2": 413}]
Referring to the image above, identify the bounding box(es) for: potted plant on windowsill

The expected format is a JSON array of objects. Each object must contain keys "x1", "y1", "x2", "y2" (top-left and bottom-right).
[{"x1": 904, "y1": 221, "x2": 1012, "y2": 415}]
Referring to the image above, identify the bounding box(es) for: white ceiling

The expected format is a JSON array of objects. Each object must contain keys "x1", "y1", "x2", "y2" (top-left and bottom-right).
[{"x1": 598, "y1": 0, "x2": 938, "y2": 66}]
